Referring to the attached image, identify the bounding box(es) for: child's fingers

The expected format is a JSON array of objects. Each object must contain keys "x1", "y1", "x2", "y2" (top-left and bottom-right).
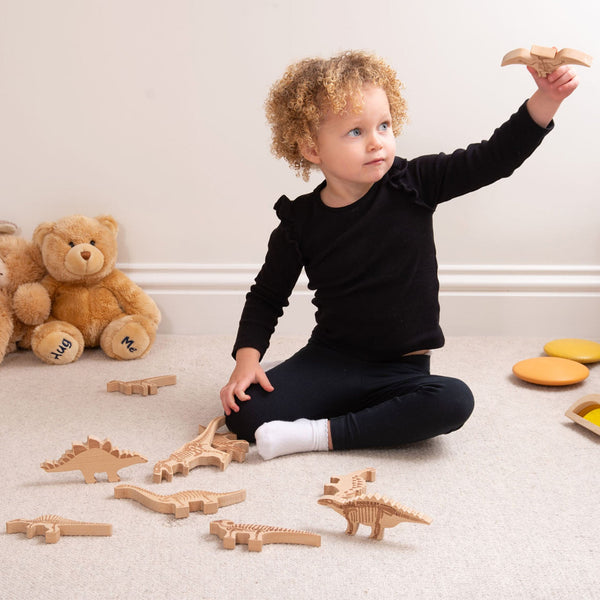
[{"x1": 257, "y1": 370, "x2": 274, "y2": 392}]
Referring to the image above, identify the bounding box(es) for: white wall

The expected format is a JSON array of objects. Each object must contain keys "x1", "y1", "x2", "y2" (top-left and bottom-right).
[{"x1": 1, "y1": 0, "x2": 599, "y2": 338}]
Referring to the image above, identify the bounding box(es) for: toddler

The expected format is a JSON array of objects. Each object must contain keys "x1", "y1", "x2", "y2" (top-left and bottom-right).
[{"x1": 220, "y1": 50, "x2": 579, "y2": 460}]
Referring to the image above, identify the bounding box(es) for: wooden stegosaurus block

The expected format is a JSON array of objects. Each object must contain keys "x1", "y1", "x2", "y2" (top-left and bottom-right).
[{"x1": 41, "y1": 436, "x2": 147, "y2": 483}]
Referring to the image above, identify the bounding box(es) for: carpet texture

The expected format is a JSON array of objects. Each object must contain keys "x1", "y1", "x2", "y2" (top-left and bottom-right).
[{"x1": 1, "y1": 335, "x2": 598, "y2": 600}]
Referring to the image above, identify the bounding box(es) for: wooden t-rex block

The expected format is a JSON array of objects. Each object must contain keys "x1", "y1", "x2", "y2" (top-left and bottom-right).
[
  {"x1": 318, "y1": 493, "x2": 432, "y2": 540},
  {"x1": 153, "y1": 416, "x2": 249, "y2": 482},
  {"x1": 209, "y1": 519, "x2": 321, "y2": 552},
  {"x1": 114, "y1": 484, "x2": 246, "y2": 518},
  {"x1": 323, "y1": 467, "x2": 377, "y2": 499},
  {"x1": 41, "y1": 436, "x2": 148, "y2": 483},
  {"x1": 6, "y1": 515, "x2": 112, "y2": 544},
  {"x1": 501, "y1": 45, "x2": 592, "y2": 77}
]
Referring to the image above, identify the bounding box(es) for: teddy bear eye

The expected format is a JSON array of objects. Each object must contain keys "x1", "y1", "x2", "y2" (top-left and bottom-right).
[
  {"x1": 90, "y1": 240, "x2": 96, "y2": 246},
  {"x1": 69, "y1": 242, "x2": 75, "y2": 248}
]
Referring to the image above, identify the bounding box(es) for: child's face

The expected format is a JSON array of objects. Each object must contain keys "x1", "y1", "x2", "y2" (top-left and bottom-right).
[{"x1": 304, "y1": 85, "x2": 396, "y2": 201}]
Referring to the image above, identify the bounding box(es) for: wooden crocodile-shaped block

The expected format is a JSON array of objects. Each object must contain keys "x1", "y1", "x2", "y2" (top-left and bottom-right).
[
  {"x1": 41, "y1": 436, "x2": 147, "y2": 483},
  {"x1": 114, "y1": 484, "x2": 246, "y2": 518},
  {"x1": 6, "y1": 515, "x2": 112, "y2": 544},
  {"x1": 107, "y1": 375, "x2": 177, "y2": 396},
  {"x1": 153, "y1": 416, "x2": 249, "y2": 482},
  {"x1": 209, "y1": 519, "x2": 321, "y2": 552},
  {"x1": 318, "y1": 493, "x2": 432, "y2": 540}
]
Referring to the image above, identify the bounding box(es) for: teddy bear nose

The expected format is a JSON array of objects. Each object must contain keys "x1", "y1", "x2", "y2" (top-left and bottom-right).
[{"x1": 80, "y1": 251, "x2": 91, "y2": 261}]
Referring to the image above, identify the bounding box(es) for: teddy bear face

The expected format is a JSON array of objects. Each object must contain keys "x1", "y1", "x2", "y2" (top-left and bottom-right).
[
  {"x1": 36, "y1": 215, "x2": 118, "y2": 283},
  {"x1": 0, "y1": 256, "x2": 8, "y2": 289}
]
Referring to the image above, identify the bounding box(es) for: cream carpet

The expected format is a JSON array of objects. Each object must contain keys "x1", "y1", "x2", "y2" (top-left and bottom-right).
[{"x1": 1, "y1": 335, "x2": 598, "y2": 600}]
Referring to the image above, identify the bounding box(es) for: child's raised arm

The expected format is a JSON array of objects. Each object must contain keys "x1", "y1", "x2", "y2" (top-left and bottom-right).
[{"x1": 526, "y1": 65, "x2": 579, "y2": 128}]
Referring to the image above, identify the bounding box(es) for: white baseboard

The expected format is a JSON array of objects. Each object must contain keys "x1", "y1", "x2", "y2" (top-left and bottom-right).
[{"x1": 119, "y1": 263, "x2": 600, "y2": 338}]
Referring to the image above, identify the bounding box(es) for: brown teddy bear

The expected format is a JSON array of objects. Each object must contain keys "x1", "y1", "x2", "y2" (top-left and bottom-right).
[
  {"x1": 0, "y1": 222, "x2": 50, "y2": 363},
  {"x1": 26, "y1": 214, "x2": 161, "y2": 365}
]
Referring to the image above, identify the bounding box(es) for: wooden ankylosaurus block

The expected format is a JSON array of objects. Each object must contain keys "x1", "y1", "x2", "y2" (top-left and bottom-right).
[
  {"x1": 6, "y1": 515, "x2": 112, "y2": 544},
  {"x1": 107, "y1": 375, "x2": 177, "y2": 396},
  {"x1": 114, "y1": 484, "x2": 246, "y2": 518}
]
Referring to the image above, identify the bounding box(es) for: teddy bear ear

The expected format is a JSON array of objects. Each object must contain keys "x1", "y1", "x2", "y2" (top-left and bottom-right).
[
  {"x1": 32, "y1": 222, "x2": 55, "y2": 248},
  {"x1": 95, "y1": 214, "x2": 119, "y2": 235}
]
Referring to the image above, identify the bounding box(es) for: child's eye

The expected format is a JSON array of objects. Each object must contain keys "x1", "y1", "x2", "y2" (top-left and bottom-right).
[
  {"x1": 348, "y1": 128, "x2": 361, "y2": 137},
  {"x1": 379, "y1": 122, "x2": 390, "y2": 131}
]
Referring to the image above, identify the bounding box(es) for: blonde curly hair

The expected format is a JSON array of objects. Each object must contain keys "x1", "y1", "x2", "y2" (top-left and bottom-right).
[{"x1": 265, "y1": 50, "x2": 408, "y2": 181}]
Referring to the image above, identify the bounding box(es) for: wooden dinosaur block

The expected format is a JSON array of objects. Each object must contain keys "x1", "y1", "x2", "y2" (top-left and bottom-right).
[
  {"x1": 114, "y1": 484, "x2": 246, "y2": 518},
  {"x1": 501, "y1": 45, "x2": 592, "y2": 77},
  {"x1": 41, "y1": 436, "x2": 148, "y2": 483},
  {"x1": 153, "y1": 416, "x2": 249, "y2": 482},
  {"x1": 6, "y1": 515, "x2": 112, "y2": 544},
  {"x1": 209, "y1": 519, "x2": 321, "y2": 551},
  {"x1": 565, "y1": 394, "x2": 600, "y2": 437},
  {"x1": 323, "y1": 467, "x2": 377, "y2": 499},
  {"x1": 318, "y1": 493, "x2": 432, "y2": 540},
  {"x1": 107, "y1": 375, "x2": 177, "y2": 396}
]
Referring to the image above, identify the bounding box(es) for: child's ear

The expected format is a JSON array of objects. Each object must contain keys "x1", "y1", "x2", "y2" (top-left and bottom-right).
[{"x1": 300, "y1": 141, "x2": 321, "y2": 165}]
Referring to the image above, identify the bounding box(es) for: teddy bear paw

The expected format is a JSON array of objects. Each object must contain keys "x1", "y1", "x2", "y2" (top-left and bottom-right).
[
  {"x1": 32, "y1": 327, "x2": 84, "y2": 365},
  {"x1": 105, "y1": 319, "x2": 152, "y2": 360}
]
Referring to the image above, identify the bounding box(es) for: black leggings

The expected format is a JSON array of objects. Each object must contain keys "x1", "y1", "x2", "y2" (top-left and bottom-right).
[{"x1": 225, "y1": 341, "x2": 474, "y2": 450}]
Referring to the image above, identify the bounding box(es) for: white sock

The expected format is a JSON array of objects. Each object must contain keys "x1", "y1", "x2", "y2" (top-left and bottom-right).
[{"x1": 255, "y1": 418, "x2": 329, "y2": 460}]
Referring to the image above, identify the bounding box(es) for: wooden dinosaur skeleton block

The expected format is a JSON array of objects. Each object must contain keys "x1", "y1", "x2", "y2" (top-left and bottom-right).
[
  {"x1": 6, "y1": 515, "x2": 112, "y2": 544},
  {"x1": 107, "y1": 375, "x2": 176, "y2": 396},
  {"x1": 323, "y1": 467, "x2": 377, "y2": 499},
  {"x1": 41, "y1": 436, "x2": 147, "y2": 483},
  {"x1": 114, "y1": 484, "x2": 246, "y2": 518},
  {"x1": 209, "y1": 519, "x2": 321, "y2": 551},
  {"x1": 319, "y1": 467, "x2": 432, "y2": 540},
  {"x1": 153, "y1": 416, "x2": 249, "y2": 482},
  {"x1": 501, "y1": 45, "x2": 592, "y2": 77}
]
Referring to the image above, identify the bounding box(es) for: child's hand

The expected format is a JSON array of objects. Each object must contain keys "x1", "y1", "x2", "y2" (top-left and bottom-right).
[
  {"x1": 526, "y1": 65, "x2": 579, "y2": 128},
  {"x1": 527, "y1": 65, "x2": 579, "y2": 103},
  {"x1": 219, "y1": 348, "x2": 274, "y2": 416}
]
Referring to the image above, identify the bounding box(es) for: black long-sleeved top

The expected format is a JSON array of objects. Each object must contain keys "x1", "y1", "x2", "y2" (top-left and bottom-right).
[{"x1": 233, "y1": 102, "x2": 553, "y2": 361}]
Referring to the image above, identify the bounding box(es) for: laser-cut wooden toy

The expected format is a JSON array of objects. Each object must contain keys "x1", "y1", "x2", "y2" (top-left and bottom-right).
[
  {"x1": 153, "y1": 416, "x2": 249, "y2": 482},
  {"x1": 41, "y1": 436, "x2": 148, "y2": 483},
  {"x1": 501, "y1": 45, "x2": 592, "y2": 77},
  {"x1": 6, "y1": 515, "x2": 112, "y2": 544},
  {"x1": 318, "y1": 493, "x2": 432, "y2": 540},
  {"x1": 565, "y1": 394, "x2": 600, "y2": 437},
  {"x1": 107, "y1": 374, "x2": 177, "y2": 396},
  {"x1": 209, "y1": 520, "x2": 321, "y2": 551},
  {"x1": 114, "y1": 484, "x2": 246, "y2": 518},
  {"x1": 323, "y1": 467, "x2": 377, "y2": 500}
]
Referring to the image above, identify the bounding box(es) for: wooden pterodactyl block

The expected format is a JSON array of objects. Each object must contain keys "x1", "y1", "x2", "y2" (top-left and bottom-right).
[
  {"x1": 107, "y1": 375, "x2": 176, "y2": 396},
  {"x1": 153, "y1": 416, "x2": 249, "y2": 482},
  {"x1": 41, "y1": 436, "x2": 148, "y2": 483},
  {"x1": 501, "y1": 45, "x2": 592, "y2": 77},
  {"x1": 209, "y1": 520, "x2": 321, "y2": 552},
  {"x1": 114, "y1": 484, "x2": 246, "y2": 518},
  {"x1": 6, "y1": 515, "x2": 112, "y2": 544}
]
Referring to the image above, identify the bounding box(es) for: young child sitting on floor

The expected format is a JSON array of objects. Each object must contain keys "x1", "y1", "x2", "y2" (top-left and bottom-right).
[{"x1": 220, "y1": 50, "x2": 579, "y2": 460}]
